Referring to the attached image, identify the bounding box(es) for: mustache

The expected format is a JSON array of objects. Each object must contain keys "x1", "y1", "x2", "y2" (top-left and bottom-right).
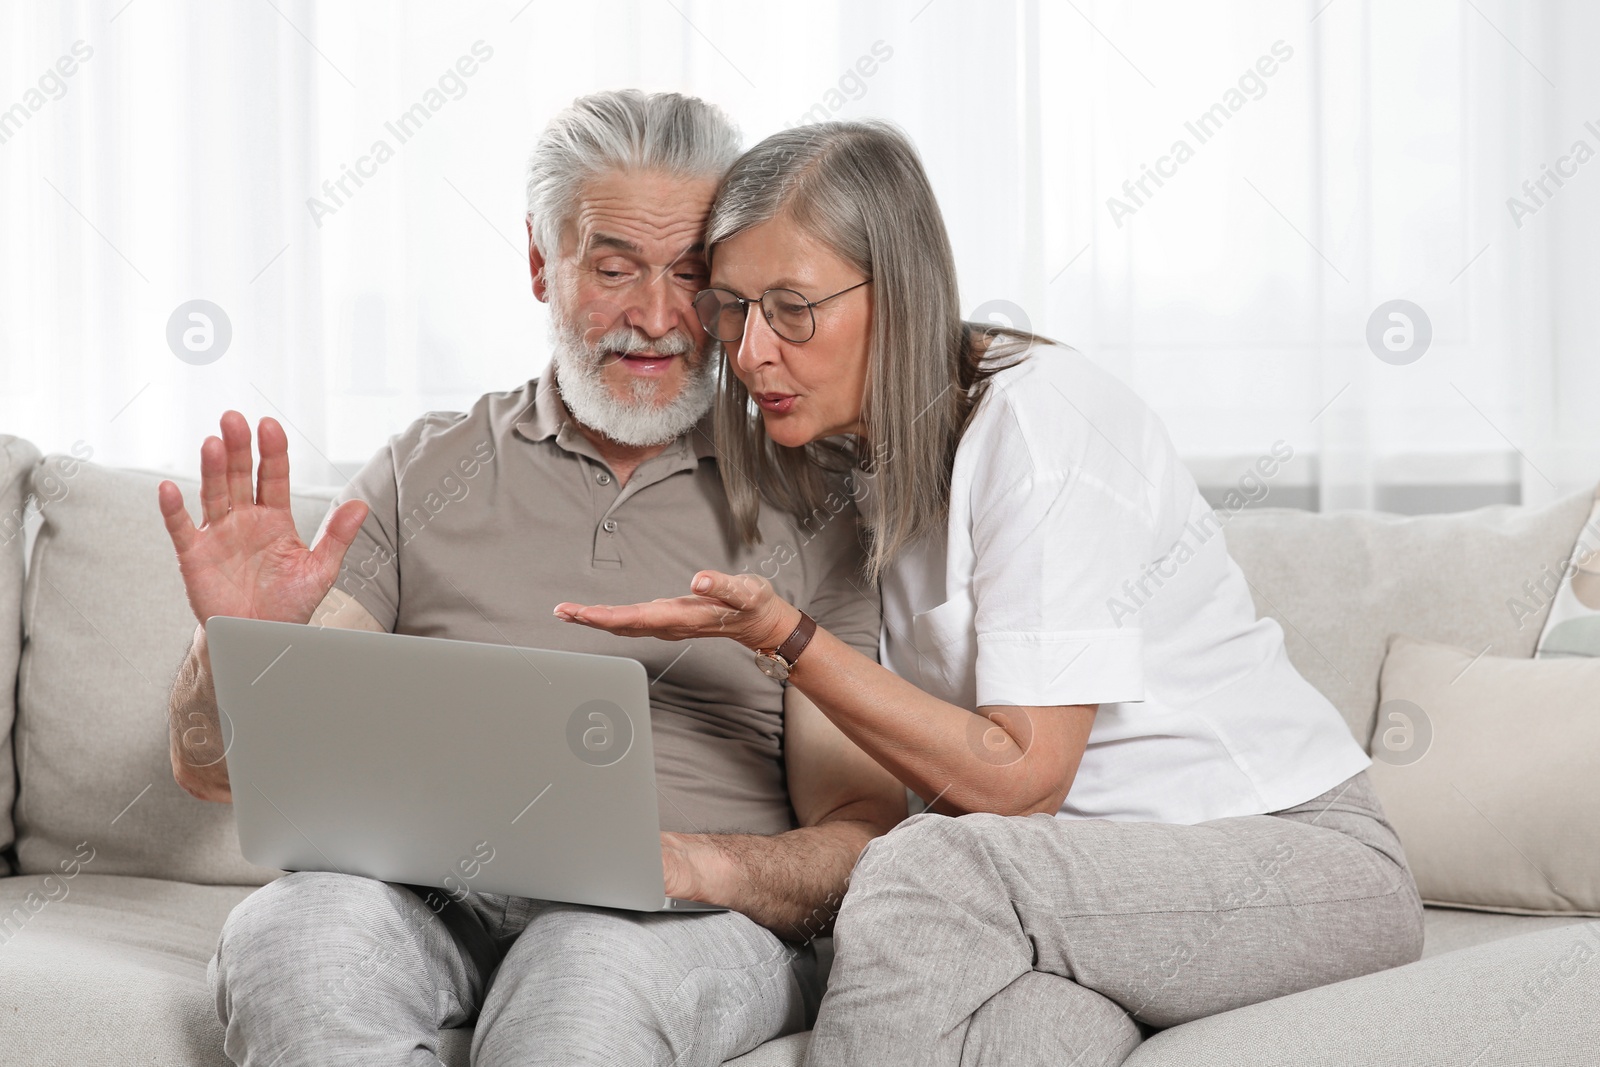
[{"x1": 589, "y1": 325, "x2": 697, "y2": 359}]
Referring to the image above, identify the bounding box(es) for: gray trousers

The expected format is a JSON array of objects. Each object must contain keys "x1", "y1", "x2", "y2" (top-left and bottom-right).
[
  {"x1": 804, "y1": 770, "x2": 1425, "y2": 1067},
  {"x1": 208, "y1": 872, "x2": 823, "y2": 1066}
]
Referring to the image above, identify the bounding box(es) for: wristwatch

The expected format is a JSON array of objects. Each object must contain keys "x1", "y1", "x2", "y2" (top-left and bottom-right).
[{"x1": 754, "y1": 611, "x2": 817, "y2": 681}]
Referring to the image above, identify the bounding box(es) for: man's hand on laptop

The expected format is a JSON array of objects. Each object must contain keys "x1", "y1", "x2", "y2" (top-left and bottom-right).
[
  {"x1": 660, "y1": 831, "x2": 724, "y2": 903},
  {"x1": 158, "y1": 410, "x2": 369, "y2": 628}
]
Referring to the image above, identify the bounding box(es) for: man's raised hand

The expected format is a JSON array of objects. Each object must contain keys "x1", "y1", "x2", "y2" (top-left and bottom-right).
[{"x1": 157, "y1": 410, "x2": 369, "y2": 627}]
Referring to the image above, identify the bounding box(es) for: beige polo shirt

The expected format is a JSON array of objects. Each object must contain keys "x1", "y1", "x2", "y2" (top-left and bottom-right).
[{"x1": 328, "y1": 376, "x2": 879, "y2": 836}]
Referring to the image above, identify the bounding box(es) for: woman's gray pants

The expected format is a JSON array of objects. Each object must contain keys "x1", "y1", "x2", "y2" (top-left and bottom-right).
[
  {"x1": 208, "y1": 876, "x2": 823, "y2": 1066},
  {"x1": 803, "y1": 770, "x2": 1424, "y2": 1067}
]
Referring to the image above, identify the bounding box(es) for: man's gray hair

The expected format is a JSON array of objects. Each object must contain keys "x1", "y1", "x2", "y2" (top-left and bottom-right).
[{"x1": 524, "y1": 90, "x2": 742, "y2": 259}]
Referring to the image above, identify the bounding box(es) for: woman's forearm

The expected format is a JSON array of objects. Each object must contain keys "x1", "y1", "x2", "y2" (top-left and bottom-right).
[
  {"x1": 785, "y1": 626, "x2": 1071, "y2": 817},
  {"x1": 553, "y1": 574, "x2": 1088, "y2": 816}
]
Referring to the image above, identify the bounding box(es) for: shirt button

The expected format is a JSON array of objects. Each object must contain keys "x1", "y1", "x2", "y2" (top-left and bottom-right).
[
  {"x1": 596, "y1": 471, "x2": 612, "y2": 485},
  {"x1": 602, "y1": 519, "x2": 619, "y2": 533}
]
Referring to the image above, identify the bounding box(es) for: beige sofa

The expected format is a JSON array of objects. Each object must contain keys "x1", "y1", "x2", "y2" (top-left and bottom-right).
[{"x1": 2, "y1": 432, "x2": 1596, "y2": 1066}]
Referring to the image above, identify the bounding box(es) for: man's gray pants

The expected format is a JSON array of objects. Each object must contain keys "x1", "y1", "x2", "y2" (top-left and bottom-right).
[
  {"x1": 208, "y1": 876, "x2": 823, "y2": 1066},
  {"x1": 804, "y1": 770, "x2": 1425, "y2": 1067}
]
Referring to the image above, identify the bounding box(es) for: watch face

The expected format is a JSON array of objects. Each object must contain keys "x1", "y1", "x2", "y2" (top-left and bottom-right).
[{"x1": 754, "y1": 652, "x2": 790, "y2": 681}]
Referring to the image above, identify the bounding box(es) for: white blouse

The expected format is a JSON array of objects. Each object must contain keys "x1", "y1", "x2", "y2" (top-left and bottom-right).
[{"x1": 880, "y1": 344, "x2": 1370, "y2": 824}]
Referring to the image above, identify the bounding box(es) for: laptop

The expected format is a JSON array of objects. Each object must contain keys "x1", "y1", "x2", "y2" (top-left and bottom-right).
[{"x1": 205, "y1": 615, "x2": 723, "y2": 913}]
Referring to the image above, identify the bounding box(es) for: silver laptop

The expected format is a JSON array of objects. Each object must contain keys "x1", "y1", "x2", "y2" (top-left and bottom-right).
[{"x1": 205, "y1": 615, "x2": 722, "y2": 913}]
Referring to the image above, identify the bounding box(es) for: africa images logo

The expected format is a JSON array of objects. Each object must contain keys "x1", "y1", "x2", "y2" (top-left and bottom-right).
[{"x1": 306, "y1": 41, "x2": 494, "y2": 227}]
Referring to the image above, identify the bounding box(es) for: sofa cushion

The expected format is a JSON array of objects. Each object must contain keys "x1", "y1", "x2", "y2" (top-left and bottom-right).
[
  {"x1": 1533, "y1": 484, "x2": 1600, "y2": 658},
  {"x1": 1220, "y1": 489, "x2": 1594, "y2": 746},
  {"x1": 1, "y1": 435, "x2": 41, "y2": 866},
  {"x1": 1369, "y1": 635, "x2": 1600, "y2": 916},
  {"x1": 14, "y1": 457, "x2": 335, "y2": 884},
  {"x1": 1124, "y1": 920, "x2": 1600, "y2": 1066},
  {"x1": 1422, "y1": 905, "x2": 1592, "y2": 959},
  {"x1": 0, "y1": 873, "x2": 253, "y2": 1066},
  {"x1": 0, "y1": 872, "x2": 475, "y2": 1066}
]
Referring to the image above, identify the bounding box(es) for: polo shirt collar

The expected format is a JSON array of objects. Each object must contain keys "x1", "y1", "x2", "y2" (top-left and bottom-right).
[{"x1": 512, "y1": 371, "x2": 718, "y2": 468}]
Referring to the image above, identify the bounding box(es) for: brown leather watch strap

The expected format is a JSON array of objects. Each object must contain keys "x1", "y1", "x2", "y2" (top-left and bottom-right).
[{"x1": 773, "y1": 610, "x2": 817, "y2": 669}]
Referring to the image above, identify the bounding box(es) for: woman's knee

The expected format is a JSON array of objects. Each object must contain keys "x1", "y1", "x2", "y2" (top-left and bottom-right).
[
  {"x1": 963, "y1": 972, "x2": 1140, "y2": 1067},
  {"x1": 1379, "y1": 867, "x2": 1426, "y2": 969},
  {"x1": 832, "y1": 812, "x2": 1022, "y2": 953},
  {"x1": 849, "y1": 811, "x2": 1008, "y2": 891}
]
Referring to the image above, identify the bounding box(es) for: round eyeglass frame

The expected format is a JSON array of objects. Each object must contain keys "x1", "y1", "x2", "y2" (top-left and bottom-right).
[{"x1": 692, "y1": 279, "x2": 871, "y2": 345}]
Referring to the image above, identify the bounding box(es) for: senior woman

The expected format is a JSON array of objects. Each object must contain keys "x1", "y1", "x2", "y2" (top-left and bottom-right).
[{"x1": 554, "y1": 121, "x2": 1423, "y2": 1067}]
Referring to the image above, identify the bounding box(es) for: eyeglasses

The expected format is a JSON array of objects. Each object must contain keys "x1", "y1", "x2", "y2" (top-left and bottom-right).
[{"x1": 692, "y1": 279, "x2": 871, "y2": 345}]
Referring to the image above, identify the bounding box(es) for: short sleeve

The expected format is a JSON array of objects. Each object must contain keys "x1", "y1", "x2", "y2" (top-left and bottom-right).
[
  {"x1": 329, "y1": 437, "x2": 405, "y2": 632},
  {"x1": 970, "y1": 462, "x2": 1154, "y2": 709}
]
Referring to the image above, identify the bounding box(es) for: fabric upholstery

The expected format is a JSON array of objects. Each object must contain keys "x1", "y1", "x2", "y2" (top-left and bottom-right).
[
  {"x1": 0, "y1": 873, "x2": 254, "y2": 1066},
  {"x1": 1533, "y1": 485, "x2": 1600, "y2": 658},
  {"x1": 1369, "y1": 634, "x2": 1600, "y2": 915},
  {"x1": 1123, "y1": 920, "x2": 1600, "y2": 1066},
  {"x1": 14, "y1": 457, "x2": 335, "y2": 884},
  {"x1": 0, "y1": 873, "x2": 474, "y2": 1066},
  {"x1": 1422, "y1": 905, "x2": 1591, "y2": 959},
  {"x1": 0, "y1": 434, "x2": 40, "y2": 865},
  {"x1": 1219, "y1": 489, "x2": 1594, "y2": 746}
]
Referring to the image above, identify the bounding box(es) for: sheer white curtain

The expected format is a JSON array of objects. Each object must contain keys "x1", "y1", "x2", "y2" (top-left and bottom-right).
[{"x1": 2, "y1": 0, "x2": 1595, "y2": 510}]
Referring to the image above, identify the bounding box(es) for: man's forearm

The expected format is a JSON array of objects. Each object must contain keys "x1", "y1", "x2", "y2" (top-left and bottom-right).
[
  {"x1": 672, "y1": 819, "x2": 883, "y2": 942},
  {"x1": 168, "y1": 623, "x2": 232, "y2": 802}
]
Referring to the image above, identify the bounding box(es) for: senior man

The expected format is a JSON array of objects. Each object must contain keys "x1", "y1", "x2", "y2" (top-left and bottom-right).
[{"x1": 158, "y1": 90, "x2": 905, "y2": 1067}]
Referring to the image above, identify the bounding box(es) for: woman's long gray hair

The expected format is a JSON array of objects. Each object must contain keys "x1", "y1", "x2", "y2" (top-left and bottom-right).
[{"x1": 707, "y1": 120, "x2": 1037, "y2": 582}]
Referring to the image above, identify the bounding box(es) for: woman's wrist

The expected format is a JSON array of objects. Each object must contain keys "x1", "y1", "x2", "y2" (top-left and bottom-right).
[{"x1": 751, "y1": 603, "x2": 805, "y2": 652}]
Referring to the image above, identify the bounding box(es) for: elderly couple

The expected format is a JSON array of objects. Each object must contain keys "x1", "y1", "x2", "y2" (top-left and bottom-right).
[{"x1": 159, "y1": 90, "x2": 1423, "y2": 1066}]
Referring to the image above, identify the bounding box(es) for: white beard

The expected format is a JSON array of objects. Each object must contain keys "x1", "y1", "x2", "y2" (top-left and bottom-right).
[{"x1": 547, "y1": 310, "x2": 716, "y2": 448}]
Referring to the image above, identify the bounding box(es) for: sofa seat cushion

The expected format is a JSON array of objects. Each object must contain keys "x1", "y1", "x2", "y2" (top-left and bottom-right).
[
  {"x1": 1421, "y1": 905, "x2": 1592, "y2": 959},
  {"x1": 1124, "y1": 920, "x2": 1600, "y2": 1066},
  {"x1": 0, "y1": 873, "x2": 253, "y2": 1066},
  {"x1": 0, "y1": 872, "x2": 477, "y2": 1066}
]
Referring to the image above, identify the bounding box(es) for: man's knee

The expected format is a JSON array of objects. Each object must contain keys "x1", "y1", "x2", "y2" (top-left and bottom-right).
[
  {"x1": 220, "y1": 872, "x2": 401, "y2": 951},
  {"x1": 213, "y1": 871, "x2": 427, "y2": 1006},
  {"x1": 508, "y1": 907, "x2": 792, "y2": 1019},
  {"x1": 513, "y1": 906, "x2": 696, "y2": 1001},
  {"x1": 477, "y1": 906, "x2": 790, "y2": 1066}
]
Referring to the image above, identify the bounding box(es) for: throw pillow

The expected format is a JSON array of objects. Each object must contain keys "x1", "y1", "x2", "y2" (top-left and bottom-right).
[{"x1": 1368, "y1": 633, "x2": 1600, "y2": 916}]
